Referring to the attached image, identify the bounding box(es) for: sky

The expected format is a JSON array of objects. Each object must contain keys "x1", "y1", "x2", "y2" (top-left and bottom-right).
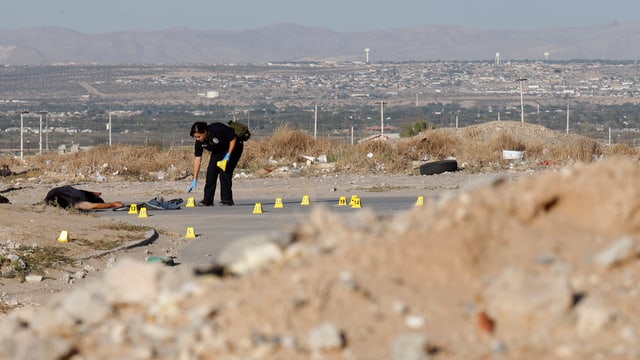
[{"x1": 2, "y1": 0, "x2": 639, "y2": 34}]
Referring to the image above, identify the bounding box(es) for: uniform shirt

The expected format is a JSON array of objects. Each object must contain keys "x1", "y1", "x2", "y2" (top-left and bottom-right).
[{"x1": 194, "y1": 122, "x2": 236, "y2": 157}]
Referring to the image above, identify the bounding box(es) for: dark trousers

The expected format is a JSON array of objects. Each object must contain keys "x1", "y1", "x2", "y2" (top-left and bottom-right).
[{"x1": 203, "y1": 142, "x2": 243, "y2": 204}]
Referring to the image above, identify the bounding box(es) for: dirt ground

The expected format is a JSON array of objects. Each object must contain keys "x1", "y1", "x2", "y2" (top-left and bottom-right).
[
  {"x1": 0, "y1": 172, "x2": 473, "y2": 308},
  {"x1": 3, "y1": 123, "x2": 640, "y2": 358}
]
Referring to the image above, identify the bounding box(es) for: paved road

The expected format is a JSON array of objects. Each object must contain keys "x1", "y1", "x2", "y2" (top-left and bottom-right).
[
  {"x1": 96, "y1": 171, "x2": 489, "y2": 266},
  {"x1": 102, "y1": 191, "x2": 430, "y2": 266}
]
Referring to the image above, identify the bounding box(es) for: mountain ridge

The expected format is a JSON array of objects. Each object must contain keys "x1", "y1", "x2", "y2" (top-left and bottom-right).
[{"x1": 0, "y1": 22, "x2": 639, "y2": 65}]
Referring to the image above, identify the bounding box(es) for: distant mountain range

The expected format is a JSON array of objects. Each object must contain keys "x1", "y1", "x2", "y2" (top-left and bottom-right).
[{"x1": 0, "y1": 22, "x2": 639, "y2": 65}]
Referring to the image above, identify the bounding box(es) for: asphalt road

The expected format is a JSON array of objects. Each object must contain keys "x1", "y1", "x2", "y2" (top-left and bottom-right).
[{"x1": 102, "y1": 191, "x2": 429, "y2": 266}]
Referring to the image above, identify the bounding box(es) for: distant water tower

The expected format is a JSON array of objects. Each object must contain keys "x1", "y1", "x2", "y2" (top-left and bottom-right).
[
  {"x1": 495, "y1": 52, "x2": 501, "y2": 66},
  {"x1": 365, "y1": 48, "x2": 370, "y2": 64},
  {"x1": 543, "y1": 52, "x2": 550, "y2": 61}
]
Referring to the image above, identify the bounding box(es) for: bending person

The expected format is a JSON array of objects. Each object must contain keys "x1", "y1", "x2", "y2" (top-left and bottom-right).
[{"x1": 187, "y1": 121, "x2": 244, "y2": 206}]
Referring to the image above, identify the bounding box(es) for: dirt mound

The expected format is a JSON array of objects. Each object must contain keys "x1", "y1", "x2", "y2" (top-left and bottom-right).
[{"x1": 2, "y1": 157, "x2": 640, "y2": 359}]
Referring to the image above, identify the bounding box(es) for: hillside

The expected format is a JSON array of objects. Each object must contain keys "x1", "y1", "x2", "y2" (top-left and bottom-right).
[{"x1": 1, "y1": 22, "x2": 640, "y2": 65}]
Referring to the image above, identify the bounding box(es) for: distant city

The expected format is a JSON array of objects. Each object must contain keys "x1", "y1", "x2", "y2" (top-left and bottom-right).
[{"x1": 0, "y1": 59, "x2": 639, "y2": 154}]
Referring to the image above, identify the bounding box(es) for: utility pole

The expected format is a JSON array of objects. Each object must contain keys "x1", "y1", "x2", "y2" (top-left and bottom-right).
[
  {"x1": 38, "y1": 113, "x2": 42, "y2": 154},
  {"x1": 517, "y1": 78, "x2": 527, "y2": 123},
  {"x1": 20, "y1": 110, "x2": 27, "y2": 160},
  {"x1": 37, "y1": 111, "x2": 48, "y2": 153},
  {"x1": 108, "y1": 112, "x2": 112, "y2": 146},
  {"x1": 567, "y1": 104, "x2": 569, "y2": 134},
  {"x1": 351, "y1": 126, "x2": 354, "y2": 145},
  {"x1": 375, "y1": 101, "x2": 386, "y2": 138},
  {"x1": 314, "y1": 98, "x2": 318, "y2": 139},
  {"x1": 19, "y1": 110, "x2": 35, "y2": 160}
]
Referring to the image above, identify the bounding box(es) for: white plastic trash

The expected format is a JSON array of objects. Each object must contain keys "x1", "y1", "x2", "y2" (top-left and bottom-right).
[{"x1": 502, "y1": 150, "x2": 525, "y2": 160}]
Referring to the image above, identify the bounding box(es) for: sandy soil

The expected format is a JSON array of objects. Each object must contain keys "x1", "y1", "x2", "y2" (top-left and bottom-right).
[
  {"x1": 0, "y1": 172, "x2": 478, "y2": 308},
  {"x1": 2, "y1": 122, "x2": 640, "y2": 358},
  {"x1": 3, "y1": 158, "x2": 640, "y2": 359}
]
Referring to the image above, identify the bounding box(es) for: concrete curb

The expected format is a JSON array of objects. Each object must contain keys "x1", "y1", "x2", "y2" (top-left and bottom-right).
[{"x1": 76, "y1": 229, "x2": 158, "y2": 261}]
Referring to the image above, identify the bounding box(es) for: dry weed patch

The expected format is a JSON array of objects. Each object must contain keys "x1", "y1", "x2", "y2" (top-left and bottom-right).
[
  {"x1": 2, "y1": 121, "x2": 637, "y2": 180},
  {"x1": 365, "y1": 185, "x2": 412, "y2": 192},
  {"x1": 101, "y1": 223, "x2": 151, "y2": 233},
  {"x1": 0, "y1": 245, "x2": 73, "y2": 281},
  {"x1": 74, "y1": 239, "x2": 124, "y2": 251}
]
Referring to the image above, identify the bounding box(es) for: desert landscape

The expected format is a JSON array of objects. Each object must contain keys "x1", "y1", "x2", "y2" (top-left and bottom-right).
[{"x1": 1, "y1": 121, "x2": 640, "y2": 359}]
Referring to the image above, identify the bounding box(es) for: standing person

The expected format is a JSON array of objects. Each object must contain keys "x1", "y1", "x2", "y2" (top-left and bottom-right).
[{"x1": 187, "y1": 121, "x2": 243, "y2": 206}]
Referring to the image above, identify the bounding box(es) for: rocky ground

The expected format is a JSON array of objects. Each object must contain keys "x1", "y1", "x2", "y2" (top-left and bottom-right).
[
  {"x1": 0, "y1": 171, "x2": 475, "y2": 309},
  {"x1": 2, "y1": 157, "x2": 640, "y2": 359},
  {"x1": 2, "y1": 121, "x2": 640, "y2": 359}
]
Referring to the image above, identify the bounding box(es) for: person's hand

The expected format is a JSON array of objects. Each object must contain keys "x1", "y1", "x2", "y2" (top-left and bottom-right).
[
  {"x1": 187, "y1": 179, "x2": 197, "y2": 192},
  {"x1": 223, "y1": 153, "x2": 231, "y2": 161}
]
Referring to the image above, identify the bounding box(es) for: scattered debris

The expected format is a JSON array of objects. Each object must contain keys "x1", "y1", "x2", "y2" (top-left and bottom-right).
[{"x1": 0, "y1": 165, "x2": 29, "y2": 177}]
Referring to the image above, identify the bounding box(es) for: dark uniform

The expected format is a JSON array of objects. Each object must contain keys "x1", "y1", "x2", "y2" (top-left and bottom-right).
[{"x1": 194, "y1": 122, "x2": 244, "y2": 205}]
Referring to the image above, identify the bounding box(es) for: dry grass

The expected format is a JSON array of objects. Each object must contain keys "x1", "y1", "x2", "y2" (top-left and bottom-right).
[
  {"x1": 397, "y1": 128, "x2": 462, "y2": 161},
  {"x1": 239, "y1": 123, "x2": 340, "y2": 172},
  {"x1": 1, "y1": 121, "x2": 638, "y2": 181},
  {"x1": 13, "y1": 144, "x2": 193, "y2": 182},
  {"x1": 336, "y1": 140, "x2": 407, "y2": 172},
  {"x1": 0, "y1": 245, "x2": 73, "y2": 280}
]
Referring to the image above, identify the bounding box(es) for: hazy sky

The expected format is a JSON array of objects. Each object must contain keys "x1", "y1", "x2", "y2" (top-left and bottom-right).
[{"x1": 2, "y1": 0, "x2": 639, "y2": 33}]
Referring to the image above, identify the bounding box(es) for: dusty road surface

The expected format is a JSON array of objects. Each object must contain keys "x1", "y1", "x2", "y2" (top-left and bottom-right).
[
  {"x1": 0, "y1": 171, "x2": 484, "y2": 304},
  {"x1": 2, "y1": 157, "x2": 640, "y2": 359}
]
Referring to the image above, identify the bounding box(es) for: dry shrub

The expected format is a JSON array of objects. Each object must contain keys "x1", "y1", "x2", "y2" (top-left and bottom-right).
[
  {"x1": 0, "y1": 157, "x2": 22, "y2": 168},
  {"x1": 547, "y1": 136, "x2": 603, "y2": 162},
  {"x1": 5, "y1": 120, "x2": 632, "y2": 181},
  {"x1": 310, "y1": 137, "x2": 339, "y2": 160},
  {"x1": 240, "y1": 124, "x2": 316, "y2": 171},
  {"x1": 397, "y1": 128, "x2": 461, "y2": 161},
  {"x1": 517, "y1": 140, "x2": 546, "y2": 161},
  {"x1": 606, "y1": 143, "x2": 637, "y2": 156},
  {"x1": 462, "y1": 126, "x2": 483, "y2": 141},
  {"x1": 488, "y1": 132, "x2": 527, "y2": 152},
  {"x1": 267, "y1": 123, "x2": 316, "y2": 159},
  {"x1": 336, "y1": 140, "x2": 406, "y2": 173},
  {"x1": 28, "y1": 145, "x2": 192, "y2": 181},
  {"x1": 397, "y1": 121, "x2": 609, "y2": 170},
  {"x1": 239, "y1": 124, "x2": 348, "y2": 171},
  {"x1": 235, "y1": 141, "x2": 264, "y2": 171}
]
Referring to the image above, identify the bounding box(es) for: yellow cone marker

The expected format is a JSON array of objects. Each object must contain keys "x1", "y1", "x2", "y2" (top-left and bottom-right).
[
  {"x1": 301, "y1": 195, "x2": 311, "y2": 206},
  {"x1": 338, "y1": 196, "x2": 347, "y2": 206},
  {"x1": 185, "y1": 227, "x2": 196, "y2": 239},
  {"x1": 415, "y1": 195, "x2": 425, "y2": 206},
  {"x1": 128, "y1": 203, "x2": 138, "y2": 214},
  {"x1": 274, "y1": 198, "x2": 284, "y2": 208},
  {"x1": 57, "y1": 230, "x2": 69, "y2": 243},
  {"x1": 253, "y1": 202, "x2": 263, "y2": 214},
  {"x1": 216, "y1": 159, "x2": 228, "y2": 171},
  {"x1": 138, "y1": 207, "x2": 148, "y2": 218},
  {"x1": 186, "y1": 197, "x2": 196, "y2": 208},
  {"x1": 351, "y1": 196, "x2": 362, "y2": 208},
  {"x1": 349, "y1": 195, "x2": 358, "y2": 206}
]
